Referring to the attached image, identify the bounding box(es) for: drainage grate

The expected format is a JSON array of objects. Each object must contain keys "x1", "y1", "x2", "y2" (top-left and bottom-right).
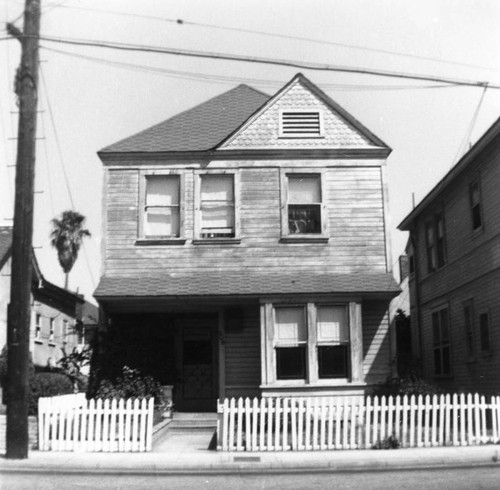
[{"x1": 233, "y1": 456, "x2": 261, "y2": 462}]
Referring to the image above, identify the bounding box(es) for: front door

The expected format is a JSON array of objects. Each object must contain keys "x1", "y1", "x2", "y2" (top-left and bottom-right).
[{"x1": 176, "y1": 324, "x2": 217, "y2": 412}]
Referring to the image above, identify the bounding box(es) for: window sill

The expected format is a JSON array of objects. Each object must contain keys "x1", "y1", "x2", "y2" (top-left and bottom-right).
[
  {"x1": 280, "y1": 236, "x2": 329, "y2": 244},
  {"x1": 34, "y1": 339, "x2": 43, "y2": 344},
  {"x1": 261, "y1": 380, "x2": 365, "y2": 389},
  {"x1": 193, "y1": 238, "x2": 241, "y2": 245},
  {"x1": 135, "y1": 238, "x2": 186, "y2": 246}
]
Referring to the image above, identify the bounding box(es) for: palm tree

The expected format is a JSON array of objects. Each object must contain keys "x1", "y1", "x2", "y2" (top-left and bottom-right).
[{"x1": 50, "y1": 210, "x2": 91, "y2": 289}]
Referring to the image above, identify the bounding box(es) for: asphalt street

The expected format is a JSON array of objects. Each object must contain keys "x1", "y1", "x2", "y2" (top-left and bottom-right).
[{"x1": 2, "y1": 465, "x2": 500, "y2": 489}]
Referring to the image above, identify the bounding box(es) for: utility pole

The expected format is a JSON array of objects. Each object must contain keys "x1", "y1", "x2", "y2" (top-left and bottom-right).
[{"x1": 6, "y1": 0, "x2": 41, "y2": 459}]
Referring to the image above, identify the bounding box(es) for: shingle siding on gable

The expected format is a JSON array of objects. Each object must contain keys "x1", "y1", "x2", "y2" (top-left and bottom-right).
[{"x1": 222, "y1": 81, "x2": 372, "y2": 150}]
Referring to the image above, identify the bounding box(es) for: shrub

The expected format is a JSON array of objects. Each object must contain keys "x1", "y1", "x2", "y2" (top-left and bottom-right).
[
  {"x1": 373, "y1": 375, "x2": 442, "y2": 398},
  {"x1": 29, "y1": 372, "x2": 74, "y2": 415},
  {"x1": 95, "y1": 366, "x2": 162, "y2": 401},
  {"x1": 373, "y1": 435, "x2": 401, "y2": 450}
]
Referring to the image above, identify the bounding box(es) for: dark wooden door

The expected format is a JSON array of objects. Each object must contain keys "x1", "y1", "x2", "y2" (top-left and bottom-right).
[{"x1": 177, "y1": 325, "x2": 217, "y2": 412}]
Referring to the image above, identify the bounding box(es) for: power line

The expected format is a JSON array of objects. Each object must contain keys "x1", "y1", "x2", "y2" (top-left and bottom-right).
[
  {"x1": 51, "y1": 3, "x2": 500, "y2": 74},
  {"x1": 29, "y1": 33, "x2": 500, "y2": 89},
  {"x1": 42, "y1": 45, "x2": 460, "y2": 92}
]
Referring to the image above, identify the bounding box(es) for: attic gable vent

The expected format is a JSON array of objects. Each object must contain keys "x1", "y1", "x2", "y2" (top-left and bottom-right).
[{"x1": 280, "y1": 110, "x2": 323, "y2": 138}]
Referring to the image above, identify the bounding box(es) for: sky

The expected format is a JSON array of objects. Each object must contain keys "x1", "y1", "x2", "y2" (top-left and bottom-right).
[{"x1": 1, "y1": 0, "x2": 500, "y2": 304}]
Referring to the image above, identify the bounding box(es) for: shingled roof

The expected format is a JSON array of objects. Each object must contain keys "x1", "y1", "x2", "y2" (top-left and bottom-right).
[
  {"x1": 95, "y1": 272, "x2": 399, "y2": 299},
  {"x1": 100, "y1": 84, "x2": 270, "y2": 153},
  {"x1": 0, "y1": 226, "x2": 12, "y2": 269}
]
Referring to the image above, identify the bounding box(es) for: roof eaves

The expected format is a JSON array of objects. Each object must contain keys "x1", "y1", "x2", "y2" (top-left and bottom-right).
[{"x1": 399, "y1": 115, "x2": 500, "y2": 230}]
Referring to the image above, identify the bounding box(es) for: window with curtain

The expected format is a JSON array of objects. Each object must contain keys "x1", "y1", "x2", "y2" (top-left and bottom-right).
[
  {"x1": 200, "y1": 174, "x2": 235, "y2": 238},
  {"x1": 287, "y1": 175, "x2": 321, "y2": 234},
  {"x1": 144, "y1": 175, "x2": 180, "y2": 237}
]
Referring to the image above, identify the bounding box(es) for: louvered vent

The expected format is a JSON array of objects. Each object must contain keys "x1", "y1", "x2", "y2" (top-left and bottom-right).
[{"x1": 281, "y1": 111, "x2": 321, "y2": 137}]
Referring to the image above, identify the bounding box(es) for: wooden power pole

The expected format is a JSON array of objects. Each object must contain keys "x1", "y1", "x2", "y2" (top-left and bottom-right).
[{"x1": 6, "y1": 0, "x2": 41, "y2": 459}]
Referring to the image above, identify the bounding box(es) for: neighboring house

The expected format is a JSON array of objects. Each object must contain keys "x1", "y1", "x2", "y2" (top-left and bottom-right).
[
  {"x1": 399, "y1": 116, "x2": 500, "y2": 395},
  {"x1": 0, "y1": 226, "x2": 88, "y2": 370},
  {"x1": 94, "y1": 73, "x2": 399, "y2": 412}
]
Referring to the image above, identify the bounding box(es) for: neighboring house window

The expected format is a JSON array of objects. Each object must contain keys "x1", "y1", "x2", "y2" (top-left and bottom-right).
[
  {"x1": 287, "y1": 174, "x2": 322, "y2": 234},
  {"x1": 463, "y1": 301, "x2": 475, "y2": 360},
  {"x1": 200, "y1": 174, "x2": 235, "y2": 238},
  {"x1": 279, "y1": 110, "x2": 322, "y2": 137},
  {"x1": 77, "y1": 323, "x2": 85, "y2": 346},
  {"x1": 274, "y1": 307, "x2": 307, "y2": 380},
  {"x1": 479, "y1": 312, "x2": 491, "y2": 352},
  {"x1": 469, "y1": 180, "x2": 482, "y2": 231},
  {"x1": 408, "y1": 254, "x2": 415, "y2": 275},
  {"x1": 49, "y1": 318, "x2": 55, "y2": 345},
  {"x1": 35, "y1": 314, "x2": 42, "y2": 342},
  {"x1": 62, "y1": 320, "x2": 68, "y2": 344},
  {"x1": 316, "y1": 306, "x2": 349, "y2": 378},
  {"x1": 272, "y1": 304, "x2": 350, "y2": 381},
  {"x1": 425, "y1": 212, "x2": 446, "y2": 272},
  {"x1": 432, "y1": 308, "x2": 451, "y2": 376},
  {"x1": 144, "y1": 175, "x2": 180, "y2": 237}
]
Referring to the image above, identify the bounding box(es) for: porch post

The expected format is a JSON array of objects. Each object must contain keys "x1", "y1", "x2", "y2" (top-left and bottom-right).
[
  {"x1": 218, "y1": 309, "x2": 226, "y2": 401},
  {"x1": 349, "y1": 301, "x2": 364, "y2": 383}
]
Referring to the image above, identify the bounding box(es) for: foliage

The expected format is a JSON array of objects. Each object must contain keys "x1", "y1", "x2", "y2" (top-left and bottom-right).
[
  {"x1": 0, "y1": 345, "x2": 36, "y2": 404},
  {"x1": 57, "y1": 345, "x2": 91, "y2": 392},
  {"x1": 374, "y1": 374, "x2": 442, "y2": 398},
  {"x1": 50, "y1": 210, "x2": 91, "y2": 288},
  {"x1": 29, "y1": 372, "x2": 74, "y2": 414},
  {"x1": 373, "y1": 435, "x2": 401, "y2": 450},
  {"x1": 95, "y1": 366, "x2": 163, "y2": 401}
]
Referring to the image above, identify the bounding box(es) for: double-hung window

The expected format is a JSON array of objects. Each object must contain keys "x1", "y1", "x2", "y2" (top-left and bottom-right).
[
  {"x1": 267, "y1": 303, "x2": 353, "y2": 385},
  {"x1": 432, "y1": 307, "x2": 451, "y2": 376},
  {"x1": 199, "y1": 174, "x2": 235, "y2": 239},
  {"x1": 469, "y1": 180, "x2": 482, "y2": 231},
  {"x1": 463, "y1": 300, "x2": 475, "y2": 360},
  {"x1": 49, "y1": 318, "x2": 55, "y2": 345},
  {"x1": 144, "y1": 175, "x2": 180, "y2": 238},
  {"x1": 479, "y1": 311, "x2": 492, "y2": 353},
  {"x1": 274, "y1": 307, "x2": 307, "y2": 380},
  {"x1": 425, "y1": 211, "x2": 446, "y2": 272},
  {"x1": 316, "y1": 306, "x2": 349, "y2": 378}
]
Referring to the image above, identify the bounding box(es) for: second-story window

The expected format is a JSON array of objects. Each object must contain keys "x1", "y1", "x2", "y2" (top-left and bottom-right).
[
  {"x1": 287, "y1": 174, "x2": 322, "y2": 234},
  {"x1": 425, "y1": 212, "x2": 446, "y2": 272},
  {"x1": 200, "y1": 175, "x2": 235, "y2": 238},
  {"x1": 144, "y1": 175, "x2": 180, "y2": 238},
  {"x1": 469, "y1": 180, "x2": 482, "y2": 231}
]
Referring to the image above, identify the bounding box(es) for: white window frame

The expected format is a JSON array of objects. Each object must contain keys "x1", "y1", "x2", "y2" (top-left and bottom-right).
[
  {"x1": 261, "y1": 300, "x2": 363, "y2": 388},
  {"x1": 137, "y1": 170, "x2": 185, "y2": 245},
  {"x1": 278, "y1": 109, "x2": 324, "y2": 138},
  {"x1": 280, "y1": 169, "x2": 328, "y2": 242},
  {"x1": 49, "y1": 318, "x2": 55, "y2": 345},
  {"x1": 194, "y1": 170, "x2": 240, "y2": 244}
]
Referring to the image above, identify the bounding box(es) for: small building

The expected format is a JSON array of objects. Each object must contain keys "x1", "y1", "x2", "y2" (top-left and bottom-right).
[
  {"x1": 94, "y1": 73, "x2": 400, "y2": 411},
  {"x1": 0, "y1": 226, "x2": 89, "y2": 370},
  {"x1": 399, "y1": 116, "x2": 500, "y2": 394}
]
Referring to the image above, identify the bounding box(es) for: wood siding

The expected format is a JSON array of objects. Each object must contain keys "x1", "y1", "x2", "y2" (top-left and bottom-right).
[
  {"x1": 103, "y1": 163, "x2": 387, "y2": 276},
  {"x1": 410, "y1": 136, "x2": 500, "y2": 394}
]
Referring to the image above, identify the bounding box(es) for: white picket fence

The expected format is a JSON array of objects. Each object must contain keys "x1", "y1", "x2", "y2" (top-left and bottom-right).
[
  {"x1": 38, "y1": 395, "x2": 155, "y2": 452},
  {"x1": 217, "y1": 394, "x2": 500, "y2": 451}
]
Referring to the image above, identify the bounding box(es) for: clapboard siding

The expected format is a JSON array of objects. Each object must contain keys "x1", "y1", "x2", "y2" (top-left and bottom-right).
[
  {"x1": 103, "y1": 164, "x2": 387, "y2": 276},
  {"x1": 362, "y1": 301, "x2": 392, "y2": 385},
  {"x1": 224, "y1": 306, "x2": 261, "y2": 398},
  {"x1": 409, "y1": 130, "x2": 500, "y2": 394}
]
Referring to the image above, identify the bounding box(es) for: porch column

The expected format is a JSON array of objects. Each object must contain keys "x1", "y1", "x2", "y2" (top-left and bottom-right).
[
  {"x1": 349, "y1": 301, "x2": 364, "y2": 383},
  {"x1": 218, "y1": 309, "x2": 226, "y2": 401}
]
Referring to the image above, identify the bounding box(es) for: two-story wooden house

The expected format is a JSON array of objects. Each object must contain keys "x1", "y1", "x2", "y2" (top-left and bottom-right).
[
  {"x1": 399, "y1": 116, "x2": 500, "y2": 395},
  {"x1": 94, "y1": 73, "x2": 399, "y2": 412}
]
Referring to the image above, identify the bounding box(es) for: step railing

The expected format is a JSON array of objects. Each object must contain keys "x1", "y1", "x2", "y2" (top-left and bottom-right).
[
  {"x1": 38, "y1": 396, "x2": 154, "y2": 452},
  {"x1": 217, "y1": 394, "x2": 500, "y2": 451}
]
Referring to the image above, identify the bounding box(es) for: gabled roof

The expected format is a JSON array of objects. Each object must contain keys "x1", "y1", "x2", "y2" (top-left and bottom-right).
[
  {"x1": 0, "y1": 226, "x2": 13, "y2": 270},
  {"x1": 399, "y1": 115, "x2": 500, "y2": 230},
  {"x1": 95, "y1": 272, "x2": 399, "y2": 299},
  {"x1": 100, "y1": 84, "x2": 270, "y2": 153}
]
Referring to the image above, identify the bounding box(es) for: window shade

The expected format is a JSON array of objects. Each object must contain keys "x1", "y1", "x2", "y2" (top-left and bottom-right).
[
  {"x1": 275, "y1": 307, "x2": 307, "y2": 343},
  {"x1": 288, "y1": 176, "x2": 321, "y2": 203},
  {"x1": 146, "y1": 176, "x2": 179, "y2": 206},
  {"x1": 201, "y1": 175, "x2": 233, "y2": 202},
  {"x1": 317, "y1": 306, "x2": 348, "y2": 342}
]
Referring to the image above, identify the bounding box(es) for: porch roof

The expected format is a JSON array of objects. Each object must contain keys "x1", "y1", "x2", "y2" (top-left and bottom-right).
[{"x1": 94, "y1": 272, "x2": 399, "y2": 300}]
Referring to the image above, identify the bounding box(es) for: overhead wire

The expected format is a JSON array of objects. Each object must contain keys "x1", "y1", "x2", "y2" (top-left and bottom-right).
[
  {"x1": 52, "y1": 3, "x2": 500, "y2": 74},
  {"x1": 42, "y1": 45, "x2": 459, "y2": 92},
  {"x1": 30, "y1": 33, "x2": 500, "y2": 90}
]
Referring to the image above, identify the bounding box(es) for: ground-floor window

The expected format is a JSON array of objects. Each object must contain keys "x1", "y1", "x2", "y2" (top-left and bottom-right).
[
  {"x1": 432, "y1": 307, "x2": 451, "y2": 376},
  {"x1": 262, "y1": 301, "x2": 358, "y2": 386}
]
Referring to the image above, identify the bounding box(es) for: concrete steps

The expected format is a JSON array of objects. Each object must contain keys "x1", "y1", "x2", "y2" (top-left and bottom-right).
[{"x1": 168, "y1": 412, "x2": 217, "y2": 431}]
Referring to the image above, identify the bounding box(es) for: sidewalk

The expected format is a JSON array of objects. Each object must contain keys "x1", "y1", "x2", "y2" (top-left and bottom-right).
[{"x1": 1, "y1": 444, "x2": 499, "y2": 474}]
